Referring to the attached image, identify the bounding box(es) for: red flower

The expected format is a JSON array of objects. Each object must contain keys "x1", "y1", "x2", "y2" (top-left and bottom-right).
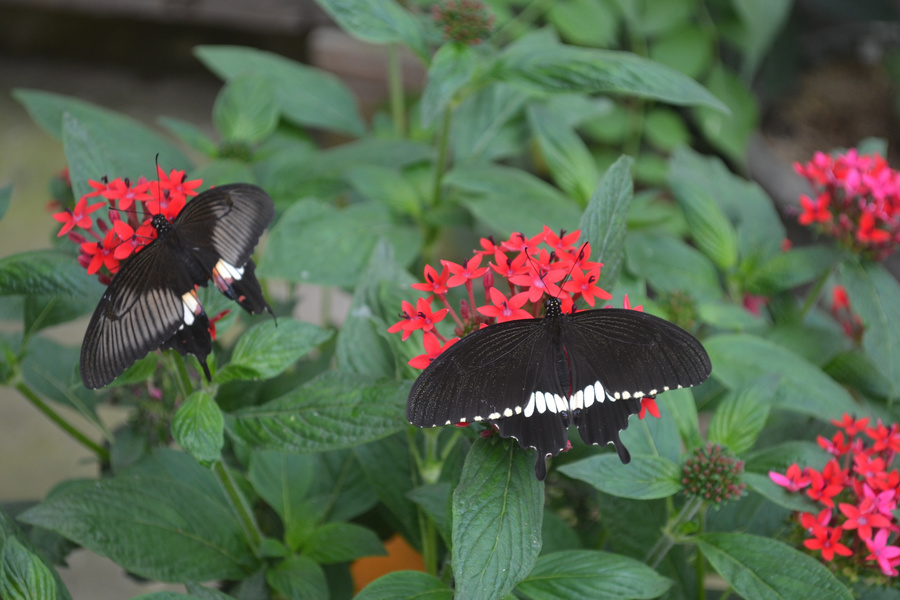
[
  {"x1": 81, "y1": 230, "x2": 120, "y2": 275},
  {"x1": 387, "y1": 300, "x2": 419, "y2": 341},
  {"x1": 477, "y1": 287, "x2": 531, "y2": 323},
  {"x1": 800, "y1": 509, "x2": 832, "y2": 533},
  {"x1": 770, "y1": 464, "x2": 812, "y2": 492},
  {"x1": 818, "y1": 431, "x2": 851, "y2": 457},
  {"x1": 562, "y1": 265, "x2": 611, "y2": 307},
  {"x1": 102, "y1": 178, "x2": 152, "y2": 212},
  {"x1": 638, "y1": 397, "x2": 660, "y2": 420},
  {"x1": 865, "y1": 528, "x2": 900, "y2": 576},
  {"x1": 407, "y1": 296, "x2": 449, "y2": 336},
  {"x1": 412, "y1": 264, "x2": 450, "y2": 295},
  {"x1": 804, "y1": 525, "x2": 853, "y2": 561},
  {"x1": 839, "y1": 501, "x2": 893, "y2": 541},
  {"x1": 52, "y1": 195, "x2": 105, "y2": 237},
  {"x1": 409, "y1": 333, "x2": 458, "y2": 369},
  {"x1": 443, "y1": 255, "x2": 488, "y2": 287},
  {"x1": 509, "y1": 265, "x2": 564, "y2": 304},
  {"x1": 501, "y1": 231, "x2": 545, "y2": 253},
  {"x1": 112, "y1": 219, "x2": 156, "y2": 260},
  {"x1": 832, "y1": 414, "x2": 870, "y2": 437},
  {"x1": 542, "y1": 226, "x2": 580, "y2": 254},
  {"x1": 798, "y1": 193, "x2": 831, "y2": 225}
]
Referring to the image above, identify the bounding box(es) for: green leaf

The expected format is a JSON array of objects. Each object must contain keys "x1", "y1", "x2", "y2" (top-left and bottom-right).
[
  {"x1": 226, "y1": 372, "x2": 410, "y2": 453},
  {"x1": 579, "y1": 155, "x2": 633, "y2": 292},
  {"x1": 697, "y1": 532, "x2": 853, "y2": 600},
  {"x1": 452, "y1": 438, "x2": 543, "y2": 600},
  {"x1": 445, "y1": 164, "x2": 582, "y2": 235},
  {"x1": 0, "y1": 508, "x2": 72, "y2": 600},
  {"x1": 693, "y1": 65, "x2": 757, "y2": 163},
  {"x1": 313, "y1": 0, "x2": 429, "y2": 62},
  {"x1": 497, "y1": 39, "x2": 727, "y2": 112},
  {"x1": 0, "y1": 250, "x2": 96, "y2": 297},
  {"x1": 625, "y1": 231, "x2": 722, "y2": 301},
  {"x1": 158, "y1": 117, "x2": 218, "y2": 157},
  {"x1": 0, "y1": 185, "x2": 11, "y2": 221},
  {"x1": 648, "y1": 25, "x2": 714, "y2": 79},
  {"x1": 643, "y1": 107, "x2": 692, "y2": 151},
  {"x1": 730, "y1": 0, "x2": 792, "y2": 79},
  {"x1": 559, "y1": 454, "x2": 681, "y2": 499},
  {"x1": 0, "y1": 537, "x2": 58, "y2": 600},
  {"x1": 258, "y1": 199, "x2": 421, "y2": 287},
  {"x1": 266, "y1": 556, "x2": 328, "y2": 600},
  {"x1": 620, "y1": 405, "x2": 682, "y2": 463},
  {"x1": 212, "y1": 74, "x2": 279, "y2": 144},
  {"x1": 658, "y1": 387, "x2": 702, "y2": 449},
  {"x1": 247, "y1": 450, "x2": 315, "y2": 541},
  {"x1": 515, "y1": 550, "x2": 671, "y2": 600},
  {"x1": 407, "y1": 483, "x2": 451, "y2": 544},
  {"x1": 669, "y1": 173, "x2": 738, "y2": 271},
  {"x1": 355, "y1": 571, "x2": 453, "y2": 600},
  {"x1": 745, "y1": 245, "x2": 841, "y2": 295},
  {"x1": 214, "y1": 319, "x2": 332, "y2": 384},
  {"x1": 707, "y1": 376, "x2": 777, "y2": 455},
  {"x1": 195, "y1": 46, "x2": 365, "y2": 137},
  {"x1": 420, "y1": 43, "x2": 479, "y2": 128},
  {"x1": 705, "y1": 333, "x2": 859, "y2": 420},
  {"x1": 184, "y1": 583, "x2": 237, "y2": 600},
  {"x1": 13, "y1": 89, "x2": 190, "y2": 180},
  {"x1": 742, "y1": 472, "x2": 819, "y2": 513},
  {"x1": 18, "y1": 450, "x2": 256, "y2": 582},
  {"x1": 839, "y1": 260, "x2": 900, "y2": 400},
  {"x1": 21, "y1": 336, "x2": 101, "y2": 427},
  {"x1": 824, "y1": 350, "x2": 894, "y2": 401},
  {"x1": 24, "y1": 292, "x2": 101, "y2": 336},
  {"x1": 744, "y1": 441, "x2": 829, "y2": 475},
  {"x1": 527, "y1": 104, "x2": 598, "y2": 205},
  {"x1": 668, "y1": 146, "x2": 783, "y2": 261},
  {"x1": 300, "y1": 522, "x2": 386, "y2": 564},
  {"x1": 547, "y1": 0, "x2": 619, "y2": 47},
  {"x1": 171, "y1": 391, "x2": 224, "y2": 464},
  {"x1": 346, "y1": 165, "x2": 422, "y2": 218},
  {"x1": 451, "y1": 82, "x2": 528, "y2": 164},
  {"x1": 697, "y1": 300, "x2": 766, "y2": 332}
]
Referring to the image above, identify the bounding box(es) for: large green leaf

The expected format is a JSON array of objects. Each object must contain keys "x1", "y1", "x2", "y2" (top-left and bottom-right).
[
  {"x1": 839, "y1": 260, "x2": 900, "y2": 400},
  {"x1": 420, "y1": 43, "x2": 479, "y2": 127},
  {"x1": 300, "y1": 522, "x2": 385, "y2": 564},
  {"x1": 497, "y1": 35, "x2": 727, "y2": 112},
  {"x1": 527, "y1": 104, "x2": 598, "y2": 205},
  {"x1": 312, "y1": 0, "x2": 429, "y2": 62},
  {"x1": 745, "y1": 245, "x2": 842, "y2": 295},
  {"x1": 730, "y1": 0, "x2": 792, "y2": 78},
  {"x1": 266, "y1": 556, "x2": 328, "y2": 600},
  {"x1": 707, "y1": 376, "x2": 777, "y2": 455},
  {"x1": 214, "y1": 319, "x2": 332, "y2": 384},
  {"x1": 0, "y1": 508, "x2": 72, "y2": 600},
  {"x1": 247, "y1": 450, "x2": 316, "y2": 547},
  {"x1": 0, "y1": 250, "x2": 97, "y2": 298},
  {"x1": 13, "y1": 89, "x2": 190, "y2": 186},
  {"x1": 451, "y1": 83, "x2": 528, "y2": 164},
  {"x1": 0, "y1": 537, "x2": 58, "y2": 600},
  {"x1": 697, "y1": 533, "x2": 853, "y2": 600},
  {"x1": 692, "y1": 65, "x2": 757, "y2": 163},
  {"x1": 668, "y1": 174, "x2": 738, "y2": 271},
  {"x1": 515, "y1": 550, "x2": 671, "y2": 600},
  {"x1": 355, "y1": 571, "x2": 453, "y2": 600},
  {"x1": 452, "y1": 438, "x2": 543, "y2": 600},
  {"x1": 445, "y1": 164, "x2": 582, "y2": 235},
  {"x1": 559, "y1": 454, "x2": 681, "y2": 499},
  {"x1": 625, "y1": 231, "x2": 722, "y2": 300},
  {"x1": 195, "y1": 46, "x2": 365, "y2": 137},
  {"x1": 226, "y1": 372, "x2": 409, "y2": 453},
  {"x1": 18, "y1": 450, "x2": 256, "y2": 582},
  {"x1": 258, "y1": 199, "x2": 421, "y2": 287},
  {"x1": 578, "y1": 155, "x2": 633, "y2": 292},
  {"x1": 212, "y1": 74, "x2": 279, "y2": 144},
  {"x1": 705, "y1": 333, "x2": 859, "y2": 419},
  {"x1": 171, "y1": 391, "x2": 224, "y2": 464}
]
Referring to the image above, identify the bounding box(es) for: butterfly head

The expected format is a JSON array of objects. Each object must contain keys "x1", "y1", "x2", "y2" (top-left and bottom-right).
[
  {"x1": 151, "y1": 213, "x2": 171, "y2": 235},
  {"x1": 544, "y1": 296, "x2": 562, "y2": 318}
]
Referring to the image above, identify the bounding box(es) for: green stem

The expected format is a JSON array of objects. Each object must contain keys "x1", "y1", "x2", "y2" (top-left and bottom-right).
[
  {"x1": 430, "y1": 107, "x2": 453, "y2": 210},
  {"x1": 214, "y1": 460, "x2": 262, "y2": 551},
  {"x1": 799, "y1": 264, "x2": 835, "y2": 320},
  {"x1": 423, "y1": 513, "x2": 438, "y2": 576},
  {"x1": 644, "y1": 495, "x2": 704, "y2": 568},
  {"x1": 696, "y1": 507, "x2": 707, "y2": 600},
  {"x1": 14, "y1": 381, "x2": 110, "y2": 463},
  {"x1": 168, "y1": 351, "x2": 194, "y2": 399},
  {"x1": 388, "y1": 43, "x2": 406, "y2": 138}
]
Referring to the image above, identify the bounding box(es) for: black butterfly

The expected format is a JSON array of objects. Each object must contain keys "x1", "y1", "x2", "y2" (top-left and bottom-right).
[
  {"x1": 80, "y1": 184, "x2": 274, "y2": 389},
  {"x1": 407, "y1": 297, "x2": 711, "y2": 480}
]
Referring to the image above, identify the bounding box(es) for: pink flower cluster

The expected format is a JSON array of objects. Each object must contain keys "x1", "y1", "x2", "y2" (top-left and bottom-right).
[
  {"x1": 770, "y1": 414, "x2": 900, "y2": 577},
  {"x1": 795, "y1": 149, "x2": 900, "y2": 260},
  {"x1": 388, "y1": 227, "x2": 659, "y2": 420},
  {"x1": 51, "y1": 167, "x2": 201, "y2": 284}
]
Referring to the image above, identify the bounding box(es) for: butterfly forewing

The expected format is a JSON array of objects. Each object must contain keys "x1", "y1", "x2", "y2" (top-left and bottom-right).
[
  {"x1": 407, "y1": 318, "x2": 562, "y2": 427},
  {"x1": 80, "y1": 241, "x2": 189, "y2": 389}
]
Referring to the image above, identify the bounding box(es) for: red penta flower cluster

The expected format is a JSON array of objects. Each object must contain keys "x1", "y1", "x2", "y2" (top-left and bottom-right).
[
  {"x1": 51, "y1": 167, "x2": 201, "y2": 284},
  {"x1": 431, "y1": 0, "x2": 495, "y2": 45},
  {"x1": 681, "y1": 442, "x2": 746, "y2": 506},
  {"x1": 770, "y1": 414, "x2": 900, "y2": 577},
  {"x1": 388, "y1": 227, "x2": 659, "y2": 419},
  {"x1": 794, "y1": 149, "x2": 900, "y2": 261}
]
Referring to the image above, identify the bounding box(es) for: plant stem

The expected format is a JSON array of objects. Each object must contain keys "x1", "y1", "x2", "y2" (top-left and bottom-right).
[
  {"x1": 430, "y1": 107, "x2": 453, "y2": 211},
  {"x1": 169, "y1": 351, "x2": 194, "y2": 400},
  {"x1": 645, "y1": 495, "x2": 704, "y2": 568},
  {"x1": 14, "y1": 381, "x2": 110, "y2": 463},
  {"x1": 214, "y1": 460, "x2": 262, "y2": 551},
  {"x1": 388, "y1": 43, "x2": 406, "y2": 138}
]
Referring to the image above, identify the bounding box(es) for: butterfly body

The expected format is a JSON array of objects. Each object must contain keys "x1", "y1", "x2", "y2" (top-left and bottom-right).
[
  {"x1": 407, "y1": 298, "x2": 711, "y2": 479},
  {"x1": 80, "y1": 183, "x2": 274, "y2": 389}
]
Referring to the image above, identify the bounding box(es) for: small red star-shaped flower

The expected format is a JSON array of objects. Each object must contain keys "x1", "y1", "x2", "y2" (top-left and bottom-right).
[
  {"x1": 408, "y1": 333, "x2": 458, "y2": 369},
  {"x1": 412, "y1": 264, "x2": 450, "y2": 295},
  {"x1": 443, "y1": 255, "x2": 488, "y2": 287},
  {"x1": 81, "y1": 230, "x2": 121, "y2": 275},
  {"x1": 803, "y1": 525, "x2": 853, "y2": 561},
  {"x1": 562, "y1": 266, "x2": 611, "y2": 307},
  {"x1": 477, "y1": 287, "x2": 531, "y2": 323},
  {"x1": 52, "y1": 195, "x2": 105, "y2": 237}
]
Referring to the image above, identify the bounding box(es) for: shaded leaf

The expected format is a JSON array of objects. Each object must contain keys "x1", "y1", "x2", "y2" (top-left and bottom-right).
[
  {"x1": 266, "y1": 556, "x2": 328, "y2": 600},
  {"x1": 355, "y1": 571, "x2": 453, "y2": 600},
  {"x1": 558, "y1": 454, "x2": 681, "y2": 499},
  {"x1": 313, "y1": 0, "x2": 429, "y2": 61},
  {"x1": 527, "y1": 104, "x2": 597, "y2": 205},
  {"x1": 171, "y1": 391, "x2": 224, "y2": 464},
  {"x1": 707, "y1": 376, "x2": 778, "y2": 455},
  {"x1": 212, "y1": 74, "x2": 279, "y2": 144}
]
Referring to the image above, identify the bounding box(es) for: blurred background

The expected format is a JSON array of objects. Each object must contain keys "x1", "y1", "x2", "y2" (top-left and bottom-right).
[{"x1": 1, "y1": 0, "x2": 900, "y2": 596}]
